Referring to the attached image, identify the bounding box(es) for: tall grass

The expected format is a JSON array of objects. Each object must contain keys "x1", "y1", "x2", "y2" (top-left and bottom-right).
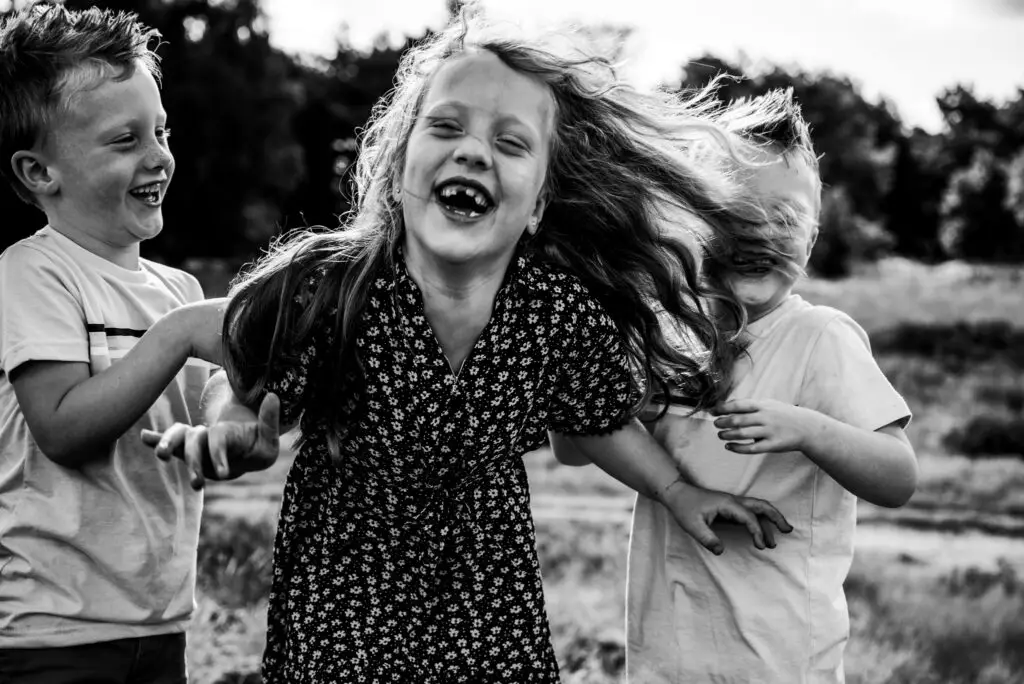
[{"x1": 189, "y1": 516, "x2": 1024, "y2": 684}]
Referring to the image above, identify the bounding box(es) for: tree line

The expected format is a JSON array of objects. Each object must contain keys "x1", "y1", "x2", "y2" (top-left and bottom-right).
[{"x1": 3, "y1": 0, "x2": 1021, "y2": 277}]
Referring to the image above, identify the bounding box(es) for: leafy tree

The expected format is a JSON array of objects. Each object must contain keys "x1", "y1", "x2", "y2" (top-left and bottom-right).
[{"x1": 939, "y1": 149, "x2": 1024, "y2": 261}]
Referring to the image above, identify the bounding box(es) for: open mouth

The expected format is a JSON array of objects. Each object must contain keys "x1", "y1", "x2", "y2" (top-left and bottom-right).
[
  {"x1": 731, "y1": 255, "x2": 776, "y2": 277},
  {"x1": 433, "y1": 178, "x2": 495, "y2": 219},
  {"x1": 128, "y1": 182, "x2": 163, "y2": 207}
]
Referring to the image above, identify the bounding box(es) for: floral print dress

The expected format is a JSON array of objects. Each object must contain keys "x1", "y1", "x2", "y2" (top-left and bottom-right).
[{"x1": 261, "y1": 248, "x2": 636, "y2": 683}]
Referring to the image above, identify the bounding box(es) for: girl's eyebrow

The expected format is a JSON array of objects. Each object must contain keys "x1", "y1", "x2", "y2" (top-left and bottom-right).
[{"x1": 423, "y1": 100, "x2": 537, "y2": 136}]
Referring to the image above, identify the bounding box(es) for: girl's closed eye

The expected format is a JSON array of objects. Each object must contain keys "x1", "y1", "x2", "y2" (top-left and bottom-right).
[
  {"x1": 427, "y1": 118, "x2": 462, "y2": 135},
  {"x1": 497, "y1": 135, "x2": 529, "y2": 154}
]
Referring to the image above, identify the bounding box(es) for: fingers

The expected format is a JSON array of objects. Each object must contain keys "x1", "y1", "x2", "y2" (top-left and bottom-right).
[
  {"x1": 257, "y1": 392, "x2": 281, "y2": 450},
  {"x1": 207, "y1": 426, "x2": 231, "y2": 480},
  {"x1": 151, "y1": 423, "x2": 192, "y2": 461},
  {"x1": 742, "y1": 498, "x2": 794, "y2": 534},
  {"x1": 688, "y1": 518, "x2": 725, "y2": 556},
  {"x1": 711, "y1": 399, "x2": 761, "y2": 416},
  {"x1": 716, "y1": 503, "x2": 766, "y2": 550},
  {"x1": 183, "y1": 426, "x2": 210, "y2": 490},
  {"x1": 759, "y1": 517, "x2": 776, "y2": 548},
  {"x1": 724, "y1": 441, "x2": 771, "y2": 455},
  {"x1": 717, "y1": 426, "x2": 770, "y2": 442},
  {"x1": 713, "y1": 413, "x2": 762, "y2": 429},
  {"x1": 140, "y1": 429, "x2": 163, "y2": 449}
]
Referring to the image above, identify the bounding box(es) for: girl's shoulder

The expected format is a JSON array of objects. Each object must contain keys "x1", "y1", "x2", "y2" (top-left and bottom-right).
[{"x1": 520, "y1": 254, "x2": 606, "y2": 317}]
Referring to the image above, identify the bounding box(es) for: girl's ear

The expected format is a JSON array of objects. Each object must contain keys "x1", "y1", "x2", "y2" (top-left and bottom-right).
[
  {"x1": 528, "y1": 192, "x2": 548, "y2": 235},
  {"x1": 11, "y1": 150, "x2": 59, "y2": 198}
]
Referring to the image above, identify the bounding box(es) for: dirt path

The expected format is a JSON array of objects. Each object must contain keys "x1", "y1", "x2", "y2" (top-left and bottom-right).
[{"x1": 205, "y1": 469, "x2": 1024, "y2": 575}]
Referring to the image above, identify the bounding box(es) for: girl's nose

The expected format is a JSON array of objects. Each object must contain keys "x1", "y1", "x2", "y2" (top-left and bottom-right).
[{"x1": 452, "y1": 135, "x2": 492, "y2": 170}]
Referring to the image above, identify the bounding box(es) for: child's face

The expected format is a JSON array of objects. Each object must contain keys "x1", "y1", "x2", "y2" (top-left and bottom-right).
[
  {"x1": 724, "y1": 153, "x2": 818, "y2": 321},
  {"x1": 41, "y1": 62, "x2": 173, "y2": 253},
  {"x1": 400, "y1": 50, "x2": 553, "y2": 270}
]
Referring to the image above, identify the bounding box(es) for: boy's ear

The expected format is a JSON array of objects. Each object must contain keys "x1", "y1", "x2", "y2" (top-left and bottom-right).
[
  {"x1": 11, "y1": 151, "x2": 59, "y2": 197},
  {"x1": 807, "y1": 226, "x2": 819, "y2": 258}
]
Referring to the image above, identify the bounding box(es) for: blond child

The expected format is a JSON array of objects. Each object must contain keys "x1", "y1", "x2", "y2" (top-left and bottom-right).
[
  {"x1": 0, "y1": 4, "x2": 221, "y2": 680},
  {"x1": 625, "y1": 90, "x2": 917, "y2": 683}
]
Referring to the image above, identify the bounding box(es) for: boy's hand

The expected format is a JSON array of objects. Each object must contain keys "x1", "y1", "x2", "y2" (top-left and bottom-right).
[
  {"x1": 165, "y1": 297, "x2": 228, "y2": 366},
  {"x1": 659, "y1": 478, "x2": 793, "y2": 555},
  {"x1": 712, "y1": 398, "x2": 819, "y2": 454},
  {"x1": 141, "y1": 392, "x2": 281, "y2": 490}
]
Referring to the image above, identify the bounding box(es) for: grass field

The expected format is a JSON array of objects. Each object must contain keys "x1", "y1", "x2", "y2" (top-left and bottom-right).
[{"x1": 186, "y1": 258, "x2": 1024, "y2": 683}]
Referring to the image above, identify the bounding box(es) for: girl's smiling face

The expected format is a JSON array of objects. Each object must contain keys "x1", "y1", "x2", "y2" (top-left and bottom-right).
[{"x1": 400, "y1": 50, "x2": 554, "y2": 272}]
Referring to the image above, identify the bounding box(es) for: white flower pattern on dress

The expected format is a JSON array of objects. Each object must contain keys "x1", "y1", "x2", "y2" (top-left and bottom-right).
[{"x1": 261, "y1": 249, "x2": 636, "y2": 683}]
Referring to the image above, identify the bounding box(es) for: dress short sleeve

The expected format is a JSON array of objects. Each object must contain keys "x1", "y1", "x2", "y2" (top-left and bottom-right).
[
  {"x1": 548, "y1": 290, "x2": 639, "y2": 436},
  {"x1": 799, "y1": 313, "x2": 911, "y2": 431}
]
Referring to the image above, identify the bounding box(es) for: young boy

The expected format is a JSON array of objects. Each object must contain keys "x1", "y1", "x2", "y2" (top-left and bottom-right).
[
  {"x1": 556, "y1": 90, "x2": 917, "y2": 683},
  {"x1": 0, "y1": 4, "x2": 222, "y2": 681},
  {"x1": 629, "y1": 91, "x2": 917, "y2": 684}
]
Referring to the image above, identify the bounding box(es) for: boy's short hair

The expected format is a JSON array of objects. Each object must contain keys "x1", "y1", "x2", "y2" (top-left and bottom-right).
[
  {"x1": 0, "y1": 1, "x2": 161, "y2": 205},
  {"x1": 720, "y1": 88, "x2": 821, "y2": 217}
]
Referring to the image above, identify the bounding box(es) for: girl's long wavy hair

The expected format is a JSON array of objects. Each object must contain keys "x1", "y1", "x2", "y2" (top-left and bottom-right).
[{"x1": 222, "y1": 8, "x2": 782, "y2": 434}]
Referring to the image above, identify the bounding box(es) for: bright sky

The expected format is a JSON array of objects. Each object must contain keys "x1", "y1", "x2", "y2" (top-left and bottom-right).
[{"x1": 261, "y1": 0, "x2": 1024, "y2": 133}]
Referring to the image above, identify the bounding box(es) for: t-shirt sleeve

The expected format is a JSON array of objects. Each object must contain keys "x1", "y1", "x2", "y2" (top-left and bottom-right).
[
  {"x1": 548, "y1": 294, "x2": 639, "y2": 436},
  {"x1": 0, "y1": 245, "x2": 88, "y2": 375},
  {"x1": 799, "y1": 313, "x2": 911, "y2": 431}
]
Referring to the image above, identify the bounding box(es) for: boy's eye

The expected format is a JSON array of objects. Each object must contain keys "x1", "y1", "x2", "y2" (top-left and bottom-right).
[{"x1": 157, "y1": 127, "x2": 172, "y2": 142}]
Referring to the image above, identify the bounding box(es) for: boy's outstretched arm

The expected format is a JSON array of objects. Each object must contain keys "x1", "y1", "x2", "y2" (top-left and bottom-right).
[
  {"x1": 141, "y1": 370, "x2": 287, "y2": 490},
  {"x1": 713, "y1": 399, "x2": 918, "y2": 508},
  {"x1": 552, "y1": 419, "x2": 793, "y2": 555},
  {"x1": 11, "y1": 299, "x2": 225, "y2": 468}
]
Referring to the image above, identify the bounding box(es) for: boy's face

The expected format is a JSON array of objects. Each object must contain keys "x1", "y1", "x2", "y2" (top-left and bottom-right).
[
  {"x1": 724, "y1": 153, "x2": 819, "y2": 321},
  {"x1": 40, "y1": 62, "x2": 173, "y2": 256}
]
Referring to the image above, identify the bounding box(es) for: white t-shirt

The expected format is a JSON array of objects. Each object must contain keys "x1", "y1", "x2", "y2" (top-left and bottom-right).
[
  {"x1": 627, "y1": 294, "x2": 910, "y2": 684},
  {"x1": 0, "y1": 227, "x2": 208, "y2": 647}
]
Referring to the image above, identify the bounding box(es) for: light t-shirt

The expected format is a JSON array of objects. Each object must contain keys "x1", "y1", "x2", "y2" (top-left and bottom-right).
[
  {"x1": 626, "y1": 294, "x2": 911, "y2": 684},
  {"x1": 0, "y1": 226, "x2": 207, "y2": 648}
]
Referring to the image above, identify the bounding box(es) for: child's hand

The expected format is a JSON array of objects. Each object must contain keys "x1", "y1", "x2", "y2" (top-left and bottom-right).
[
  {"x1": 166, "y1": 297, "x2": 228, "y2": 366},
  {"x1": 141, "y1": 392, "x2": 281, "y2": 490},
  {"x1": 712, "y1": 398, "x2": 819, "y2": 454},
  {"x1": 660, "y1": 479, "x2": 793, "y2": 555}
]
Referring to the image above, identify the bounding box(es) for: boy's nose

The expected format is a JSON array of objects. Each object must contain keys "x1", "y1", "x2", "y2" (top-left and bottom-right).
[{"x1": 146, "y1": 141, "x2": 173, "y2": 171}]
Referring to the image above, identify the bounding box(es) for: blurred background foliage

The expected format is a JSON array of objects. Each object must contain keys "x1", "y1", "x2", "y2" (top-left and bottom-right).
[{"x1": 3, "y1": 0, "x2": 1024, "y2": 279}]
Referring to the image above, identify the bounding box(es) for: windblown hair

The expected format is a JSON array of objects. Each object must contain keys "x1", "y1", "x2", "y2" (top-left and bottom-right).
[
  {"x1": 0, "y1": 1, "x2": 161, "y2": 205},
  {"x1": 720, "y1": 87, "x2": 821, "y2": 214},
  {"x1": 223, "y1": 7, "x2": 786, "y2": 440},
  {"x1": 698, "y1": 88, "x2": 823, "y2": 391}
]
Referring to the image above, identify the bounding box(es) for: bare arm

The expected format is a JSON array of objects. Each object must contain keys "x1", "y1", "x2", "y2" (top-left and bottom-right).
[
  {"x1": 714, "y1": 399, "x2": 918, "y2": 508},
  {"x1": 549, "y1": 406, "x2": 661, "y2": 466},
  {"x1": 12, "y1": 299, "x2": 224, "y2": 468},
  {"x1": 557, "y1": 419, "x2": 792, "y2": 554},
  {"x1": 800, "y1": 416, "x2": 917, "y2": 507}
]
